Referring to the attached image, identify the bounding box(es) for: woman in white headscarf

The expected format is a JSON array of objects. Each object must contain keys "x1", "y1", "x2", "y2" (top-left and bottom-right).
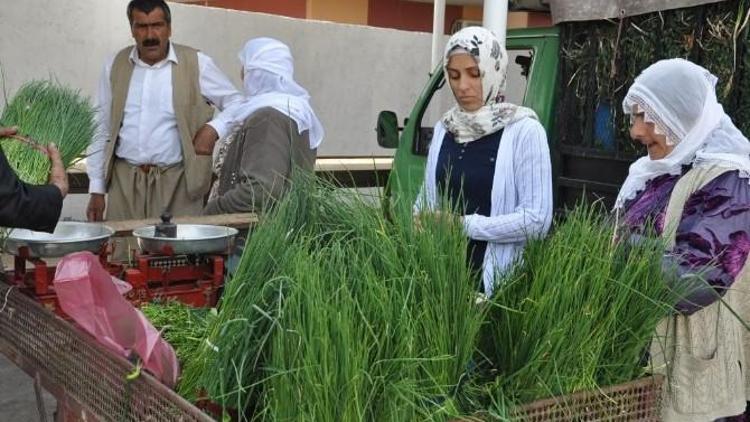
[
  {"x1": 204, "y1": 37, "x2": 324, "y2": 215},
  {"x1": 615, "y1": 59, "x2": 750, "y2": 422},
  {"x1": 415, "y1": 26, "x2": 553, "y2": 296}
]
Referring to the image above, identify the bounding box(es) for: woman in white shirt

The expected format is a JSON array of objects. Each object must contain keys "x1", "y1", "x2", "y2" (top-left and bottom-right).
[{"x1": 415, "y1": 26, "x2": 552, "y2": 296}]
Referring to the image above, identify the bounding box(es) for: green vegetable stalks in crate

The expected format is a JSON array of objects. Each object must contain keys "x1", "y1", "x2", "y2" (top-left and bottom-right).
[{"x1": 0, "y1": 79, "x2": 95, "y2": 184}]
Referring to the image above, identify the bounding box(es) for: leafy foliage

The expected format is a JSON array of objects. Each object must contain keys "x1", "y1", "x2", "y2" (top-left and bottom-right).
[
  {"x1": 0, "y1": 79, "x2": 95, "y2": 184},
  {"x1": 559, "y1": 1, "x2": 750, "y2": 153}
]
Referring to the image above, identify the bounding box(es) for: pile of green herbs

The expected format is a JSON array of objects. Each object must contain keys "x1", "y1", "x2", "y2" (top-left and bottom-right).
[
  {"x1": 0, "y1": 79, "x2": 95, "y2": 244},
  {"x1": 460, "y1": 205, "x2": 675, "y2": 418},
  {"x1": 140, "y1": 300, "x2": 214, "y2": 377},
  {"x1": 181, "y1": 175, "x2": 485, "y2": 420},
  {"x1": 0, "y1": 79, "x2": 95, "y2": 183},
  {"x1": 179, "y1": 176, "x2": 676, "y2": 419}
]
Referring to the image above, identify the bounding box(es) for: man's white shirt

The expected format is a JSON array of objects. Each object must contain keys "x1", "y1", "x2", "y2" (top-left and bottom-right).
[{"x1": 86, "y1": 43, "x2": 245, "y2": 194}]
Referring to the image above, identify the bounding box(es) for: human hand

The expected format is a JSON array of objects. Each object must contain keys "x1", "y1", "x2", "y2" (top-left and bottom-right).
[
  {"x1": 193, "y1": 124, "x2": 219, "y2": 155},
  {"x1": 47, "y1": 143, "x2": 69, "y2": 198},
  {"x1": 0, "y1": 126, "x2": 18, "y2": 138},
  {"x1": 86, "y1": 193, "x2": 106, "y2": 222},
  {"x1": 413, "y1": 213, "x2": 423, "y2": 232},
  {"x1": 414, "y1": 210, "x2": 457, "y2": 232}
]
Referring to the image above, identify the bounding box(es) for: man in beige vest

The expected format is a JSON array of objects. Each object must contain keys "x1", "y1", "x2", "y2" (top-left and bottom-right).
[{"x1": 85, "y1": 0, "x2": 244, "y2": 222}]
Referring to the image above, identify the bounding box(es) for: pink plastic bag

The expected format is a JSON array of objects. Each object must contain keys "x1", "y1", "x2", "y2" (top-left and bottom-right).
[{"x1": 53, "y1": 251, "x2": 179, "y2": 387}]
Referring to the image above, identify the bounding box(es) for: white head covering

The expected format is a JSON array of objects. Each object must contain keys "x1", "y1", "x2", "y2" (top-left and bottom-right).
[
  {"x1": 234, "y1": 37, "x2": 324, "y2": 149},
  {"x1": 615, "y1": 58, "x2": 750, "y2": 209},
  {"x1": 441, "y1": 26, "x2": 537, "y2": 144}
]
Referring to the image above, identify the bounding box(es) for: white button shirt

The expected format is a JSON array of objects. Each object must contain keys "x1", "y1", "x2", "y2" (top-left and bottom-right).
[{"x1": 86, "y1": 43, "x2": 245, "y2": 194}]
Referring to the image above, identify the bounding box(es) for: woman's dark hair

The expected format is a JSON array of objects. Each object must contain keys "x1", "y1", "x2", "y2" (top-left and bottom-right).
[{"x1": 127, "y1": 0, "x2": 172, "y2": 24}]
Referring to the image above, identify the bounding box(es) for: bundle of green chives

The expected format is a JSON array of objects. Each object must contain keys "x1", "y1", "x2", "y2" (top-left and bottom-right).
[
  {"x1": 179, "y1": 174, "x2": 318, "y2": 406},
  {"x1": 0, "y1": 79, "x2": 96, "y2": 184},
  {"x1": 182, "y1": 173, "x2": 485, "y2": 420},
  {"x1": 264, "y1": 192, "x2": 482, "y2": 421},
  {"x1": 471, "y1": 204, "x2": 676, "y2": 415}
]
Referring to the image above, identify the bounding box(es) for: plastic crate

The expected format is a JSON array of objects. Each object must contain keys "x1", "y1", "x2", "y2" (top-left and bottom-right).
[{"x1": 510, "y1": 375, "x2": 664, "y2": 421}]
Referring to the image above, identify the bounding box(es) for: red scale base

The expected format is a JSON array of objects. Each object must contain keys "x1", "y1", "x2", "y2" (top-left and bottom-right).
[
  {"x1": 123, "y1": 252, "x2": 224, "y2": 308},
  {"x1": 8, "y1": 246, "x2": 225, "y2": 317}
]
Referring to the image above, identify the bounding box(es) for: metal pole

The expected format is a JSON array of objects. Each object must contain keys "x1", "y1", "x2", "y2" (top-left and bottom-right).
[
  {"x1": 483, "y1": 0, "x2": 508, "y2": 46},
  {"x1": 431, "y1": 0, "x2": 446, "y2": 70}
]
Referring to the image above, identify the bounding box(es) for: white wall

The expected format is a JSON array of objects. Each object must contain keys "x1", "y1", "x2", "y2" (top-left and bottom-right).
[{"x1": 0, "y1": 0, "x2": 446, "y2": 156}]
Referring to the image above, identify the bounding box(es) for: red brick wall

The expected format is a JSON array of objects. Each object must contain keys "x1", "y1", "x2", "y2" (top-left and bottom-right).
[
  {"x1": 204, "y1": 0, "x2": 306, "y2": 19},
  {"x1": 368, "y1": 0, "x2": 463, "y2": 34}
]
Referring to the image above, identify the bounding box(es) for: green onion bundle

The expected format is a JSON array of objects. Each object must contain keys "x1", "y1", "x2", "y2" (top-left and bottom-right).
[
  {"x1": 472, "y1": 204, "x2": 675, "y2": 416},
  {"x1": 178, "y1": 175, "x2": 319, "y2": 405},
  {"x1": 182, "y1": 174, "x2": 485, "y2": 420},
  {"x1": 0, "y1": 79, "x2": 96, "y2": 184}
]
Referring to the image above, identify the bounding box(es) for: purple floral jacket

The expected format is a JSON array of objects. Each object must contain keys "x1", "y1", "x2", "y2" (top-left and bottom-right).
[{"x1": 622, "y1": 169, "x2": 750, "y2": 314}]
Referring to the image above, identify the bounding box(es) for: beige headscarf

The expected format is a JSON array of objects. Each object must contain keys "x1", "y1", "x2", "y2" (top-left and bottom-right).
[{"x1": 441, "y1": 26, "x2": 537, "y2": 144}]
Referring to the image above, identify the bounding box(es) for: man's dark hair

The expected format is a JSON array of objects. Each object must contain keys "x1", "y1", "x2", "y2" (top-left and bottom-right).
[{"x1": 127, "y1": 0, "x2": 172, "y2": 25}]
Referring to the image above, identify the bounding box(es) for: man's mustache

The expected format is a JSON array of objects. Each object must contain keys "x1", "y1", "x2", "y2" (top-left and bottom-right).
[{"x1": 142, "y1": 38, "x2": 160, "y2": 47}]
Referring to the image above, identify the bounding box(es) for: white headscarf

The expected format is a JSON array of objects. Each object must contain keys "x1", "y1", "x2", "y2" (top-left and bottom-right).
[
  {"x1": 441, "y1": 26, "x2": 537, "y2": 144},
  {"x1": 615, "y1": 58, "x2": 750, "y2": 209},
  {"x1": 234, "y1": 37, "x2": 324, "y2": 149}
]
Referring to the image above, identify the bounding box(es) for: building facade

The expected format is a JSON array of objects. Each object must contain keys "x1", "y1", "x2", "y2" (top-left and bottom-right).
[{"x1": 171, "y1": 0, "x2": 550, "y2": 33}]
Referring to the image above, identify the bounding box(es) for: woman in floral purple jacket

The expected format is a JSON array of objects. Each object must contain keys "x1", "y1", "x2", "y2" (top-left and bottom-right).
[{"x1": 615, "y1": 59, "x2": 750, "y2": 422}]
